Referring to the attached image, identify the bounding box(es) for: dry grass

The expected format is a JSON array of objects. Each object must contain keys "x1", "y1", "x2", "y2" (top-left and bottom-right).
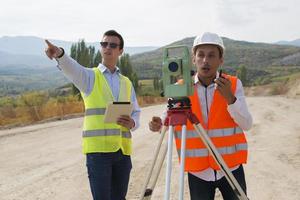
[
  {"x1": 0, "y1": 101, "x2": 84, "y2": 128},
  {"x1": 137, "y1": 96, "x2": 166, "y2": 106},
  {"x1": 0, "y1": 95, "x2": 167, "y2": 129},
  {"x1": 3, "y1": 73, "x2": 300, "y2": 129},
  {"x1": 245, "y1": 74, "x2": 300, "y2": 97}
]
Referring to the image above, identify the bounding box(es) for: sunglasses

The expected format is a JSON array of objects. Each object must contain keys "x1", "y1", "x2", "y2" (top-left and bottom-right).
[{"x1": 100, "y1": 42, "x2": 120, "y2": 49}]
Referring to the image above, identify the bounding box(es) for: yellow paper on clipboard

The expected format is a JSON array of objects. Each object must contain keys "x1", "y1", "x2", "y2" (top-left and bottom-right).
[{"x1": 104, "y1": 102, "x2": 133, "y2": 123}]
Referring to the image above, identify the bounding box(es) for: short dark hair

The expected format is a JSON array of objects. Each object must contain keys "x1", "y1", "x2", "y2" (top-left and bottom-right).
[{"x1": 103, "y1": 30, "x2": 124, "y2": 50}]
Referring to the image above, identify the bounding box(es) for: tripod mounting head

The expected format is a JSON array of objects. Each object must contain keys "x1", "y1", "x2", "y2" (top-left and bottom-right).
[{"x1": 167, "y1": 97, "x2": 191, "y2": 109}]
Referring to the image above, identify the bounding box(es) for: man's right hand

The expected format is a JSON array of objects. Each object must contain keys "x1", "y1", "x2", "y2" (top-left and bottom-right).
[
  {"x1": 149, "y1": 116, "x2": 162, "y2": 132},
  {"x1": 45, "y1": 39, "x2": 63, "y2": 60}
]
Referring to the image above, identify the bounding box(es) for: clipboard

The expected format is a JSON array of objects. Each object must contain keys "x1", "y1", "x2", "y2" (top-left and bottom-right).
[{"x1": 104, "y1": 102, "x2": 133, "y2": 123}]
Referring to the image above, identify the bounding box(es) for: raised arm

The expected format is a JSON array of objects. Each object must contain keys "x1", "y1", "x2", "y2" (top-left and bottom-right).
[{"x1": 44, "y1": 40, "x2": 94, "y2": 95}]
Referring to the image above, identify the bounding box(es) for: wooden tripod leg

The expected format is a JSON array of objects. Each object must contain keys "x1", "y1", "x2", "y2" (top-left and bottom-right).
[
  {"x1": 164, "y1": 126, "x2": 174, "y2": 200},
  {"x1": 143, "y1": 143, "x2": 168, "y2": 200},
  {"x1": 139, "y1": 126, "x2": 168, "y2": 200},
  {"x1": 178, "y1": 125, "x2": 187, "y2": 200},
  {"x1": 193, "y1": 124, "x2": 249, "y2": 200}
]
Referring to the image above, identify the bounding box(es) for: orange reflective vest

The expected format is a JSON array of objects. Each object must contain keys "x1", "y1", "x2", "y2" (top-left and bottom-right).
[{"x1": 174, "y1": 74, "x2": 248, "y2": 172}]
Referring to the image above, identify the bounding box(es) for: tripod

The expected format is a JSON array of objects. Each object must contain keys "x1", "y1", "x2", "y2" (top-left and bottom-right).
[{"x1": 140, "y1": 98, "x2": 249, "y2": 200}]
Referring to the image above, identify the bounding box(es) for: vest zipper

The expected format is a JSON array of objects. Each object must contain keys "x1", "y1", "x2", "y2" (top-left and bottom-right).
[
  {"x1": 205, "y1": 85, "x2": 217, "y2": 181},
  {"x1": 214, "y1": 170, "x2": 217, "y2": 181},
  {"x1": 204, "y1": 86, "x2": 209, "y2": 125}
]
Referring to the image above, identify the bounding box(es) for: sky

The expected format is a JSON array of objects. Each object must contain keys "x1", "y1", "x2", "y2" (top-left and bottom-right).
[{"x1": 0, "y1": 0, "x2": 299, "y2": 46}]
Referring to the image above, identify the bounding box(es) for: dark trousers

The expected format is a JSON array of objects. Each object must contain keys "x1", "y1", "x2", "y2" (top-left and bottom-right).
[
  {"x1": 86, "y1": 149, "x2": 132, "y2": 200},
  {"x1": 188, "y1": 165, "x2": 247, "y2": 200}
]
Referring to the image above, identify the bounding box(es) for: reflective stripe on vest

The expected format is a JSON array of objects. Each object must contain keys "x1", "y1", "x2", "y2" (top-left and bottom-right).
[
  {"x1": 177, "y1": 143, "x2": 247, "y2": 158},
  {"x1": 85, "y1": 108, "x2": 106, "y2": 116},
  {"x1": 174, "y1": 127, "x2": 243, "y2": 139},
  {"x1": 83, "y1": 129, "x2": 132, "y2": 138}
]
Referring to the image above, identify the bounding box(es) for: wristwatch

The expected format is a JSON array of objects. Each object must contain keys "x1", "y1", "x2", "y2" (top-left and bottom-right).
[{"x1": 57, "y1": 47, "x2": 65, "y2": 58}]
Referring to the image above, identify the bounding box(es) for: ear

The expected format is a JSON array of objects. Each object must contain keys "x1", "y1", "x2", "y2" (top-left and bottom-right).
[
  {"x1": 220, "y1": 57, "x2": 224, "y2": 65},
  {"x1": 192, "y1": 54, "x2": 196, "y2": 65},
  {"x1": 119, "y1": 48, "x2": 124, "y2": 56}
]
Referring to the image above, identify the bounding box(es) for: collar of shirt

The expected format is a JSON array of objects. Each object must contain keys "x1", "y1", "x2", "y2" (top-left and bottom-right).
[
  {"x1": 97, "y1": 63, "x2": 120, "y2": 74},
  {"x1": 194, "y1": 71, "x2": 221, "y2": 88}
]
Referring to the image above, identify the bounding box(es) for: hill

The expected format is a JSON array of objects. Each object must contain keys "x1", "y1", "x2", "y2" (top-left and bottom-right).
[
  {"x1": 245, "y1": 72, "x2": 300, "y2": 97},
  {"x1": 0, "y1": 36, "x2": 159, "y2": 96},
  {"x1": 275, "y1": 38, "x2": 300, "y2": 47},
  {"x1": 1, "y1": 35, "x2": 300, "y2": 95},
  {"x1": 0, "y1": 50, "x2": 53, "y2": 67},
  {"x1": 131, "y1": 37, "x2": 300, "y2": 80},
  {"x1": 0, "y1": 65, "x2": 68, "y2": 96}
]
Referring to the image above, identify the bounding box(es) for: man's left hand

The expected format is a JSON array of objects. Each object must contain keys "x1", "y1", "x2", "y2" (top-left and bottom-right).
[
  {"x1": 214, "y1": 77, "x2": 236, "y2": 105},
  {"x1": 117, "y1": 115, "x2": 135, "y2": 129}
]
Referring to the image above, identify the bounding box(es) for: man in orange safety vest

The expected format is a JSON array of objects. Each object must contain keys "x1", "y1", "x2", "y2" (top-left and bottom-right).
[{"x1": 149, "y1": 32, "x2": 252, "y2": 200}]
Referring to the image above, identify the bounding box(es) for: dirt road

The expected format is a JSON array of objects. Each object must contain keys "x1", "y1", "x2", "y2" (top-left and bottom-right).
[{"x1": 0, "y1": 96, "x2": 299, "y2": 200}]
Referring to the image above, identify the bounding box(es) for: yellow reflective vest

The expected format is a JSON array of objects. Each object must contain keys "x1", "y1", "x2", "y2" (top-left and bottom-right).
[{"x1": 81, "y1": 68, "x2": 132, "y2": 155}]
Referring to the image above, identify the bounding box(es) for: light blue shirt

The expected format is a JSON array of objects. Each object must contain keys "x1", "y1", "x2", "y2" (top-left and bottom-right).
[{"x1": 56, "y1": 54, "x2": 141, "y2": 131}]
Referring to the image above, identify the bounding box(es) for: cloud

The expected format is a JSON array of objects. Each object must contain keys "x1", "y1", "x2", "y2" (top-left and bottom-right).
[
  {"x1": 0, "y1": 0, "x2": 299, "y2": 46},
  {"x1": 211, "y1": 0, "x2": 300, "y2": 42}
]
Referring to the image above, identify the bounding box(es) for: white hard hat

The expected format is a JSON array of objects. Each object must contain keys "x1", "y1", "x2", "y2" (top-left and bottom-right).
[{"x1": 193, "y1": 32, "x2": 225, "y2": 54}]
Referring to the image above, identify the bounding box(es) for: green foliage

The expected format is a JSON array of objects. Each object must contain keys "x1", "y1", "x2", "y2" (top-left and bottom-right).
[
  {"x1": 70, "y1": 39, "x2": 102, "y2": 98},
  {"x1": 137, "y1": 79, "x2": 163, "y2": 96},
  {"x1": 118, "y1": 53, "x2": 140, "y2": 92},
  {"x1": 20, "y1": 91, "x2": 49, "y2": 107},
  {"x1": 0, "y1": 67, "x2": 68, "y2": 97},
  {"x1": 0, "y1": 90, "x2": 85, "y2": 126},
  {"x1": 2, "y1": 37, "x2": 300, "y2": 97},
  {"x1": 153, "y1": 77, "x2": 163, "y2": 91},
  {"x1": 70, "y1": 40, "x2": 101, "y2": 68},
  {"x1": 0, "y1": 96, "x2": 17, "y2": 108},
  {"x1": 93, "y1": 51, "x2": 102, "y2": 67},
  {"x1": 138, "y1": 86, "x2": 161, "y2": 96},
  {"x1": 130, "y1": 37, "x2": 300, "y2": 83},
  {"x1": 131, "y1": 72, "x2": 139, "y2": 93},
  {"x1": 119, "y1": 54, "x2": 133, "y2": 77},
  {"x1": 153, "y1": 77, "x2": 159, "y2": 90},
  {"x1": 19, "y1": 91, "x2": 49, "y2": 121},
  {"x1": 56, "y1": 96, "x2": 67, "y2": 104},
  {"x1": 236, "y1": 64, "x2": 248, "y2": 86}
]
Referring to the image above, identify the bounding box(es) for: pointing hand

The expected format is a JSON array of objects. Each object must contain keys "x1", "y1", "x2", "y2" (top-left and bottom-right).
[{"x1": 44, "y1": 39, "x2": 63, "y2": 60}]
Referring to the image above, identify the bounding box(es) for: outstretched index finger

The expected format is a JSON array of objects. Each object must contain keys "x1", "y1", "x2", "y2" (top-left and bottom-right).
[{"x1": 45, "y1": 39, "x2": 54, "y2": 47}]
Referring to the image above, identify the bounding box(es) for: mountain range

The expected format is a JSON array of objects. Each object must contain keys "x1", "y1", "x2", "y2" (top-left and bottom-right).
[
  {"x1": 0, "y1": 36, "x2": 158, "y2": 67},
  {"x1": 0, "y1": 36, "x2": 159, "y2": 96},
  {"x1": 1, "y1": 35, "x2": 300, "y2": 96},
  {"x1": 1, "y1": 35, "x2": 300, "y2": 69},
  {"x1": 275, "y1": 39, "x2": 300, "y2": 47},
  {"x1": 130, "y1": 37, "x2": 300, "y2": 79}
]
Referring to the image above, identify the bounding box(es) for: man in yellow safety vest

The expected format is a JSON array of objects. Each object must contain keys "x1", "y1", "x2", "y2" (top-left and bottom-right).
[{"x1": 45, "y1": 30, "x2": 141, "y2": 200}]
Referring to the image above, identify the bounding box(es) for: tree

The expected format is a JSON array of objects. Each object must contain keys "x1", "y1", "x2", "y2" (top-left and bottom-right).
[
  {"x1": 92, "y1": 51, "x2": 102, "y2": 67},
  {"x1": 131, "y1": 72, "x2": 139, "y2": 93},
  {"x1": 153, "y1": 77, "x2": 160, "y2": 91},
  {"x1": 236, "y1": 64, "x2": 248, "y2": 86},
  {"x1": 70, "y1": 40, "x2": 102, "y2": 98},
  {"x1": 118, "y1": 53, "x2": 139, "y2": 92}
]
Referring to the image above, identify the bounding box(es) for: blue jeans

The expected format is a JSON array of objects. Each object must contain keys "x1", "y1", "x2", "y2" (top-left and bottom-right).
[
  {"x1": 188, "y1": 165, "x2": 247, "y2": 200},
  {"x1": 86, "y1": 149, "x2": 132, "y2": 200}
]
